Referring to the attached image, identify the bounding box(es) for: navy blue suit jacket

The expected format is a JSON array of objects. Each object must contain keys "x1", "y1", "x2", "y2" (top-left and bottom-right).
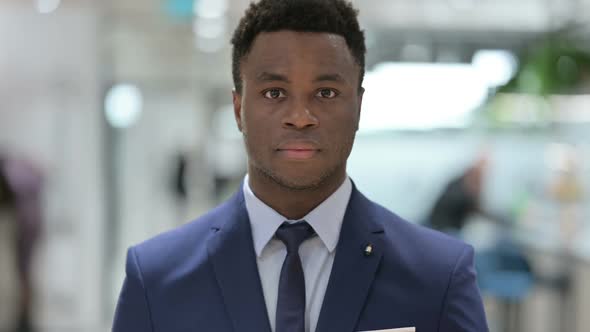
[{"x1": 113, "y1": 184, "x2": 488, "y2": 331}]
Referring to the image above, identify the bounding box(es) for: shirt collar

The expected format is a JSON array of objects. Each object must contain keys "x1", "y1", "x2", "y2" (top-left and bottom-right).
[{"x1": 243, "y1": 174, "x2": 352, "y2": 257}]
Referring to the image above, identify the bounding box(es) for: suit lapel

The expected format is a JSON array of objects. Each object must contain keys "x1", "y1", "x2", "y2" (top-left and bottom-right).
[
  {"x1": 316, "y1": 186, "x2": 385, "y2": 332},
  {"x1": 207, "y1": 189, "x2": 272, "y2": 332}
]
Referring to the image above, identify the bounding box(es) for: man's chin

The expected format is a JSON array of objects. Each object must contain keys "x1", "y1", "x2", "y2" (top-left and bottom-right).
[
  {"x1": 252, "y1": 161, "x2": 342, "y2": 191},
  {"x1": 273, "y1": 175, "x2": 325, "y2": 191},
  {"x1": 264, "y1": 170, "x2": 330, "y2": 191}
]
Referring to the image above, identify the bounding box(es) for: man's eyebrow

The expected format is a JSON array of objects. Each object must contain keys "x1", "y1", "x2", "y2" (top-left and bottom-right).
[
  {"x1": 313, "y1": 73, "x2": 349, "y2": 84},
  {"x1": 256, "y1": 72, "x2": 290, "y2": 83}
]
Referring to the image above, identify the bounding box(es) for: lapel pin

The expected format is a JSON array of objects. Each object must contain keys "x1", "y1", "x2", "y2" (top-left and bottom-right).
[{"x1": 364, "y1": 244, "x2": 373, "y2": 256}]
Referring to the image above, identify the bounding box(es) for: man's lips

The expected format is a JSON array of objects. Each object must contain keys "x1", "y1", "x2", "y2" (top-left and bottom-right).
[
  {"x1": 276, "y1": 142, "x2": 320, "y2": 160},
  {"x1": 277, "y1": 149, "x2": 318, "y2": 159}
]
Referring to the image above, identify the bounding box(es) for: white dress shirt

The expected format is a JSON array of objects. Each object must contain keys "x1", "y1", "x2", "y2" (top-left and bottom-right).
[{"x1": 243, "y1": 175, "x2": 352, "y2": 332}]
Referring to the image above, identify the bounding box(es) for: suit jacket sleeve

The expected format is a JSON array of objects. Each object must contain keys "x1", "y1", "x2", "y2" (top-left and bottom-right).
[
  {"x1": 112, "y1": 247, "x2": 154, "y2": 332},
  {"x1": 438, "y1": 245, "x2": 489, "y2": 332}
]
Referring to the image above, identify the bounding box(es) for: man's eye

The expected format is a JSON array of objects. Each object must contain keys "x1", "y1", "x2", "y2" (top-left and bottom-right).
[
  {"x1": 263, "y1": 89, "x2": 285, "y2": 99},
  {"x1": 316, "y1": 88, "x2": 338, "y2": 99}
]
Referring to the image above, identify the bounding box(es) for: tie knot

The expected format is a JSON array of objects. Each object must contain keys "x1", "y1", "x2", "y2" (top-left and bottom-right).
[{"x1": 275, "y1": 221, "x2": 315, "y2": 253}]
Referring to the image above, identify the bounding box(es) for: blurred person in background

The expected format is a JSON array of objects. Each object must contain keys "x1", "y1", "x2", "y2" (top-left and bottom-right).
[
  {"x1": 0, "y1": 155, "x2": 43, "y2": 332},
  {"x1": 426, "y1": 152, "x2": 508, "y2": 234},
  {"x1": 113, "y1": 0, "x2": 488, "y2": 331},
  {"x1": 0, "y1": 158, "x2": 20, "y2": 331}
]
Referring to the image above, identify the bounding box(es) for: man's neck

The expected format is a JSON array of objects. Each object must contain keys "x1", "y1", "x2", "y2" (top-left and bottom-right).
[{"x1": 247, "y1": 170, "x2": 346, "y2": 220}]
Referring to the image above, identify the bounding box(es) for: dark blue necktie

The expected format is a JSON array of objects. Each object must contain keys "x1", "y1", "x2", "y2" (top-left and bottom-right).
[{"x1": 275, "y1": 221, "x2": 315, "y2": 332}]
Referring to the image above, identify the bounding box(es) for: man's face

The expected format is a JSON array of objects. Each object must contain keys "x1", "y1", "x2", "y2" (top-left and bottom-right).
[{"x1": 233, "y1": 31, "x2": 363, "y2": 190}]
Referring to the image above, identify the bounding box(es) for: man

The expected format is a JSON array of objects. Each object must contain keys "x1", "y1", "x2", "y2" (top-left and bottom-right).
[
  {"x1": 113, "y1": 0, "x2": 489, "y2": 331},
  {"x1": 427, "y1": 152, "x2": 510, "y2": 234},
  {"x1": 428, "y1": 155, "x2": 490, "y2": 233}
]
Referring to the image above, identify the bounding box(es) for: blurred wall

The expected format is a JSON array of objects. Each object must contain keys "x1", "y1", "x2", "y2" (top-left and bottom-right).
[{"x1": 0, "y1": 0, "x2": 105, "y2": 329}]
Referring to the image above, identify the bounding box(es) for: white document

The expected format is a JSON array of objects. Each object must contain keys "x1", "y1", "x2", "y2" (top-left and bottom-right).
[{"x1": 358, "y1": 328, "x2": 415, "y2": 332}]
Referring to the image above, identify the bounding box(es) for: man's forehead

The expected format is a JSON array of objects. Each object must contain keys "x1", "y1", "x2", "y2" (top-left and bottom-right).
[
  {"x1": 252, "y1": 71, "x2": 348, "y2": 84},
  {"x1": 244, "y1": 61, "x2": 358, "y2": 87}
]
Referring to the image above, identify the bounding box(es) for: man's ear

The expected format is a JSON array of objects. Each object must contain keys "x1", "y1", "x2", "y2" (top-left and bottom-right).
[
  {"x1": 355, "y1": 87, "x2": 365, "y2": 131},
  {"x1": 232, "y1": 90, "x2": 243, "y2": 132}
]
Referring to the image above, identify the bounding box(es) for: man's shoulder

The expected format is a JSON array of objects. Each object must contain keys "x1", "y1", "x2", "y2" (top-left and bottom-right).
[{"x1": 128, "y1": 197, "x2": 238, "y2": 277}]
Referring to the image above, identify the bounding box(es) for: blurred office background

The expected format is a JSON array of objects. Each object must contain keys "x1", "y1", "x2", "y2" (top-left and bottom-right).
[{"x1": 1, "y1": 0, "x2": 589, "y2": 331}]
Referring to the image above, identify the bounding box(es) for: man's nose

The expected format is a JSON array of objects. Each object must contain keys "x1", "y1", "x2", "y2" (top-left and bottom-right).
[{"x1": 282, "y1": 99, "x2": 319, "y2": 130}]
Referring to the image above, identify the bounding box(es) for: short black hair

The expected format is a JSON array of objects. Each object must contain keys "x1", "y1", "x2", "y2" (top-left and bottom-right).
[{"x1": 231, "y1": 0, "x2": 366, "y2": 93}]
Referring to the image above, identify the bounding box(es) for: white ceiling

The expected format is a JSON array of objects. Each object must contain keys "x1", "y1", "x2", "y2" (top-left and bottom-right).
[
  {"x1": 97, "y1": 0, "x2": 590, "y2": 92},
  {"x1": 4, "y1": 0, "x2": 589, "y2": 92},
  {"x1": 97, "y1": 0, "x2": 590, "y2": 33},
  {"x1": 223, "y1": 0, "x2": 588, "y2": 33}
]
